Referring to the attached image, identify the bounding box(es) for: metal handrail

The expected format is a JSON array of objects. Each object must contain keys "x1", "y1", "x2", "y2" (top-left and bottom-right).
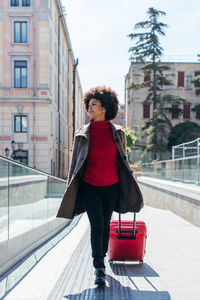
[{"x1": 0, "y1": 154, "x2": 67, "y2": 183}]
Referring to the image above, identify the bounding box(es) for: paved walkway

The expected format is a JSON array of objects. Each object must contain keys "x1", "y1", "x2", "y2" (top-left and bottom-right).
[{"x1": 1, "y1": 205, "x2": 200, "y2": 300}]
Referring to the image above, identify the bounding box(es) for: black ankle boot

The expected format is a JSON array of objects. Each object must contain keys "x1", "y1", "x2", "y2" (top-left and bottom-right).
[{"x1": 94, "y1": 268, "x2": 106, "y2": 286}]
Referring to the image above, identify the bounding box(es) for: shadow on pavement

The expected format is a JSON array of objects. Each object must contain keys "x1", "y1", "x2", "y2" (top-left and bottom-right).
[
  {"x1": 109, "y1": 261, "x2": 159, "y2": 277},
  {"x1": 64, "y1": 273, "x2": 171, "y2": 300}
]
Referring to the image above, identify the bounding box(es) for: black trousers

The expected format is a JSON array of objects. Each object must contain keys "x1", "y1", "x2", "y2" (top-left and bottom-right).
[{"x1": 80, "y1": 181, "x2": 119, "y2": 269}]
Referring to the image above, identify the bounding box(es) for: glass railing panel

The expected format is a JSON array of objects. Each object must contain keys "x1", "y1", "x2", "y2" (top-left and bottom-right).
[
  {"x1": 0, "y1": 159, "x2": 9, "y2": 242},
  {"x1": 31, "y1": 173, "x2": 49, "y2": 229},
  {"x1": 8, "y1": 163, "x2": 49, "y2": 238},
  {"x1": 47, "y1": 177, "x2": 66, "y2": 221},
  {"x1": 0, "y1": 155, "x2": 67, "y2": 242},
  {"x1": 162, "y1": 160, "x2": 176, "y2": 181},
  {"x1": 141, "y1": 163, "x2": 154, "y2": 178},
  {"x1": 141, "y1": 156, "x2": 200, "y2": 186},
  {"x1": 182, "y1": 157, "x2": 198, "y2": 184}
]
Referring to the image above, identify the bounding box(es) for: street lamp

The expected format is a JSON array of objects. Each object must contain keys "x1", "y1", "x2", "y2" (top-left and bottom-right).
[
  {"x1": 4, "y1": 140, "x2": 19, "y2": 159},
  {"x1": 5, "y1": 147, "x2": 10, "y2": 157},
  {"x1": 11, "y1": 140, "x2": 16, "y2": 159}
]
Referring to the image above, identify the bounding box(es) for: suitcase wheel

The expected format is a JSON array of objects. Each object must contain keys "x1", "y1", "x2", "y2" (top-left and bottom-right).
[
  {"x1": 139, "y1": 260, "x2": 143, "y2": 264},
  {"x1": 109, "y1": 260, "x2": 113, "y2": 264}
]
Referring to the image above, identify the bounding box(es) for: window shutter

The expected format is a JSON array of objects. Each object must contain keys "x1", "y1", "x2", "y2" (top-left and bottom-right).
[
  {"x1": 144, "y1": 74, "x2": 151, "y2": 82},
  {"x1": 196, "y1": 110, "x2": 200, "y2": 120},
  {"x1": 183, "y1": 104, "x2": 190, "y2": 119},
  {"x1": 172, "y1": 104, "x2": 179, "y2": 119},
  {"x1": 144, "y1": 73, "x2": 151, "y2": 86},
  {"x1": 143, "y1": 104, "x2": 150, "y2": 118},
  {"x1": 178, "y1": 72, "x2": 184, "y2": 87}
]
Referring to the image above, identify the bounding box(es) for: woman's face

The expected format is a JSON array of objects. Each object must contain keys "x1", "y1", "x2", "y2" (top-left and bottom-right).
[{"x1": 87, "y1": 98, "x2": 106, "y2": 121}]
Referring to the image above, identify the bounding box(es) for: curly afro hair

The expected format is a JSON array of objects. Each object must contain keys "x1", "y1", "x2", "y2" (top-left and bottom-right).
[{"x1": 82, "y1": 86, "x2": 119, "y2": 121}]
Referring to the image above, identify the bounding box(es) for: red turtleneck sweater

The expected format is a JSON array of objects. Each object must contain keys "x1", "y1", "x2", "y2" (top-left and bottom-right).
[{"x1": 82, "y1": 120, "x2": 119, "y2": 186}]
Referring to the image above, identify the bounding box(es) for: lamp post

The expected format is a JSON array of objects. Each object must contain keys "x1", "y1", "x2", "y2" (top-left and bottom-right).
[
  {"x1": 4, "y1": 140, "x2": 21, "y2": 160},
  {"x1": 5, "y1": 147, "x2": 10, "y2": 157},
  {"x1": 11, "y1": 140, "x2": 16, "y2": 159}
]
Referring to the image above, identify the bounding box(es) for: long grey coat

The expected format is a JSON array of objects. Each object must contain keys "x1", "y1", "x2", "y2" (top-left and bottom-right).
[{"x1": 56, "y1": 122, "x2": 144, "y2": 219}]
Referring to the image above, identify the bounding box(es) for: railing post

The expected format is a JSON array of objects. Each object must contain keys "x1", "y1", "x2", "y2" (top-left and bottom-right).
[
  {"x1": 182, "y1": 146, "x2": 185, "y2": 183},
  {"x1": 197, "y1": 138, "x2": 200, "y2": 185},
  {"x1": 172, "y1": 146, "x2": 175, "y2": 160},
  {"x1": 8, "y1": 160, "x2": 10, "y2": 240}
]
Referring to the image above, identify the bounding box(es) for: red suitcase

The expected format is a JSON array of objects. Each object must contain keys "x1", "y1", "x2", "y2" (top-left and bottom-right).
[{"x1": 108, "y1": 213, "x2": 147, "y2": 263}]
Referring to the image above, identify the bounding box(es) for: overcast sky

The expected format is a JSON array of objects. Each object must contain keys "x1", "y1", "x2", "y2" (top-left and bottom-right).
[{"x1": 61, "y1": 0, "x2": 200, "y2": 103}]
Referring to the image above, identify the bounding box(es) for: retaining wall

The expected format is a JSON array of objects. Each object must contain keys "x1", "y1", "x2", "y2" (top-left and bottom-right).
[{"x1": 138, "y1": 177, "x2": 200, "y2": 228}]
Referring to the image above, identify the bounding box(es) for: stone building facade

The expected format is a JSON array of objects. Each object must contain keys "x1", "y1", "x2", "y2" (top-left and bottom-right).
[
  {"x1": 125, "y1": 62, "x2": 200, "y2": 148},
  {"x1": 0, "y1": 0, "x2": 85, "y2": 178}
]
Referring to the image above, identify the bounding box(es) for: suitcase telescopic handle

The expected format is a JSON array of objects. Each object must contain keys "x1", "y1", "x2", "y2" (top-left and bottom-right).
[{"x1": 117, "y1": 213, "x2": 137, "y2": 240}]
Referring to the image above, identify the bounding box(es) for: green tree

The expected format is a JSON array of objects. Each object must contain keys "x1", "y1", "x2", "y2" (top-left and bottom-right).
[
  {"x1": 191, "y1": 53, "x2": 200, "y2": 95},
  {"x1": 127, "y1": 7, "x2": 185, "y2": 158},
  {"x1": 191, "y1": 53, "x2": 200, "y2": 116},
  {"x1": 124, "y1": 128, "x2": 137, "y2": 163},
  {"x1": 168, "y1": 122, "x2": 200, "y2": 149}
]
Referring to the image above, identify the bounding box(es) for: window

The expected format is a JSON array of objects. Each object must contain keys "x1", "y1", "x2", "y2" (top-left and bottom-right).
[
  {"x1": 50, "y1": 0, "x2": 52, "y2": 18},
  {"x1": 120, "y1": 116, "x2": 124, "y2": 123},
  {"x1": 62, "y1": 40, "x2": 64, "y2": 55},
  {"x1": 55, "y1": 75, "x2": 57, "y2": 102},
  {"x1": 11, "y1": 0, "x2": 19, "y2": 6},
  {"x1": 55, "y1": 42, "x2": 58, "y2": 64},
  {"x1": 14, "y1": 61, "x2": 27, "y2": 88},
  {"x1": 62, "y1": 64, "x2": 64, "y2": 82},
  {"x1": 14, "y1": 22, "x2": 27, "y2": 43},
  {"x1": 172, "y1": 104, "x2": 179, "y2": 119},
  {"x1": 14, "y1": 115, "x2": 28, "y2": 132},
  {"x1": 65, "y1": 96, "x2": 68, "y2": 118},
  {"x1": 56, "y1": 117, "x2": 58, "y2": 138},
  {"x1": 63, "y1": 126, "x2": 65, "y2": 145},
  {"x1": 50, "y1": 28, "x2": 52, "y2": 53},
  {"x1": 183, "y1": 104, "x2": 190, "y2": 119},
  {"x1": 55, "y1": 12, "x2": 58, "y2": 33},
  {"x1": 13, "y1": 150, "x2": 28, "y2": 165},
  {"x1": 62, "y1": 91, "x2": 64, "y2": 113},
  {"x1": 178, "y1": 72, "x2": 184, "y2": 87},
  {"x1": 194, "y1": 72, "x2": 200, "y2": 88},
  {"x1": 22, "y1": 0, "x2": 31, "y2": 6},
  {"x1": 65, "y1": 71, "x2": 68, "y2": 89},
  {"x1": 50, "y1": 112, "x2": 53, "y2": 135},
  {"x1": 143, "y1": 104, "x2": 150, "y2": 118},
  {"x1": 49, "y1": 65, "x2": 52, "y2": 95},
  {"x1": 196, "y1": 110, "x2": 200, "y2": 120},
  {"x1": 144, "y1": 73, "x2": 151, "y2": 86}
]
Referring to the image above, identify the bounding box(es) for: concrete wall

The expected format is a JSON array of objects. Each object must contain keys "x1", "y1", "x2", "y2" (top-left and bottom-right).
[
  {"x1": 138, "y1": 176, "x2": 200, "y2": 228},
  {"x1": 0, "y1": 217, "x2": 68, "y2": 276}
]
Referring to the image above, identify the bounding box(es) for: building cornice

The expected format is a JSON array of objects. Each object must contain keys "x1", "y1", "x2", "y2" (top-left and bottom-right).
[
  {"x1": 8, "y1": 13, "x2": 32, "y2": 17},
  {"x1": 0, "y1": 99, "x2": 52, "y2": 103},
  {"x1": 8, "y1": 52, "x2": 32, "y2": 56}
]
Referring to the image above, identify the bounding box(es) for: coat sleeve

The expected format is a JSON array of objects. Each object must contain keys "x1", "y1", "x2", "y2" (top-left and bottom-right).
[{"x1": 67, "y1": 136, "x2": 79, "y2": 186}]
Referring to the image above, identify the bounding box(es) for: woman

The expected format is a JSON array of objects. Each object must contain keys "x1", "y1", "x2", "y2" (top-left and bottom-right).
[{"x1": 57, "y1": 86, "x2": 143, "y2": 286}]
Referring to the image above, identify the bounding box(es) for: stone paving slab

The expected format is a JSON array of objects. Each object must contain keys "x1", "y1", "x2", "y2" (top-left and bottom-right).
[
  {"x1": 1, "y1": 205, "x2": 200, "y2": 300},
  {"x1": 48, "y1": 227, "x2": 170, "y2": 300}
]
